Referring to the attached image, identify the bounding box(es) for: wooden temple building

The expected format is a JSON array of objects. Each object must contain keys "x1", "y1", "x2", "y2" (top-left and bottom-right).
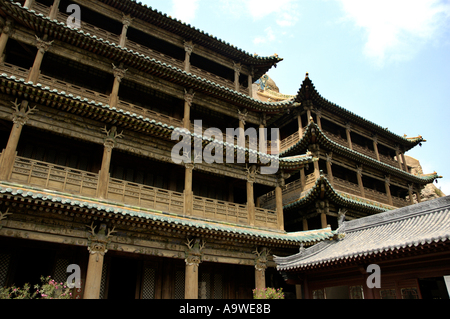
[{"x1": 0, "y1": 0, "x2": 442, "y2": 299}]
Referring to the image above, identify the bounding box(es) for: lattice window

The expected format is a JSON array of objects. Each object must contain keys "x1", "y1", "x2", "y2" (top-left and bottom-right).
[
  {"x1": 380, "y1": 289, "x2": 396, "y2": 299},
  {"x1": 174, "y1": 270, "x2": 185, "y2": 299},
  {"x1": 313, "y1": 289, "x2": 325, "y2": 299},
  {"x1": 142, "y1": 267, "x2": 156, "y2": 300},
  {"x1": 349, "y1": 286, "x2": 364, "y2": 299},
  {"x1": 99, "y1": 262, "x2": 108, "y2": 300},
  {"x1": 53, "y1": 258, "x2": 69, "y2": 285},
  {"x1": 200, "y1": 273, "x2": 211, "y2": 299},
  {"x1": 214, "y1": 274, "x2": 223, "y2": 299},
  {"x1": 0, "y1": 253, "x2": 11, "y2": 287},
  {"x1": 401, "y1": 288, "x2": 419, "y2": 299}
]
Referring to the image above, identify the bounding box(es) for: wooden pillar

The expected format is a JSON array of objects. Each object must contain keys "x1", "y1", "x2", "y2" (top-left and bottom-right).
[
  {"x1": 233, "y1": 62, "x2": 241, "y2": 92},
  {"x1": 275, "y1": 185, "x2": 284, "y2": 231},
  {"x1": 27, "y1": 36, "x2": 53, "y2": 83},
  {"x1": 300, "y1": 168, "x2": 306, "y2": 191},
  {"x1": 0, "y1": 19, "x2": 13, "y2": 60},
  {"x1": 184, "y1": 163, "x2": 194, "y2": 216},
  {"x1": 401, "y1": 151, "x2": 409, "y2": 173},
  {"x1": 326, "y1": 153, "x2": 333, "y2": 185},
  {"x1": 297, "y1": 112, "x2": 303, "y2": 137},
  {"x1": 254, "y1": 248, "x2": 268, "y2": 292},
  {"x1": 316, "y1": 110, "x2": 322, "y2": 130},
  {"x1": 248, "y1": 67, "x2": 254, "y2": 97},
  {"x1": 346, "y1": 123, "x2": 353, "y2": 150},
  {"x1": 119, "y1": 14, "x2": 133, "y2": 47},
  {"x1": 313, "y1": 158, "x2": 320, "y2": 179},
  {"x1": 83, "y1": 224, "x2": 113, "y2": 299},
  {"x1": 24, "y1": 0, "x2": 34, "y2": 8},
  {"x1": 408, "y1": 184, "x2": 415, "y2": 204},
  {"x1": 97, "y1": 129, "x2": 120, "y2": 199},
  {"x1": 238, "y1": 109, "x2": 247, "y2": 148},
  {"x1": 385, "y1": 175, "x2": 393, "y2": 206},
  {"x1": 306, "y1": 108, "x2": 312, "y2": 123},
  {"x1": 247, "y1": 178, "x2": 255, "y2": 226},
  {"x1": 48, "y1": 0, "x2": 60, "y2": 20},
  {"x1": 395, "y1": 146, "x2": 403, "y2": 170},
  {"x1": 321, "y1": 213, "x2": 328, "y2": 229},
  {"x1": 302, "y1": 219, "x2": 308, "y2": 231},
  {"x1": 415, "y1": 185, "x2": 422, "y2": 203},
  {"x1": 0, "y1": 100, "x2": 36, "y2": 181},
  {"x1": 109, "y1": 64, "x2": 127, "y2": 108},
  {"x1": 373, "y1": 135, "x2": 381, "y2": 161},
  {"x1": 184, "y1": 239, "x2": 204, "y2": 299},
  {"x1": 183, "y1": 89, "x2": 194, "y2": 130},
  {"x1": 356, "y1": 166, "x2": 365, "y2": 198},
  {"x1": 184, "y1": 41, "x2": 194, "y2": 73}
]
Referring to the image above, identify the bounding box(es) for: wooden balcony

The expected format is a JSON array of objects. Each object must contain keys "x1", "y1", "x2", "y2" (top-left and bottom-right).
[
  {"x1": 6, "y1": 155, "x2": 279, "y2": 229},
  {"x1": 0, "y1": 62, "x2": 183, "y2": 129},
  {"x1": 31, "y1": 2, "x2": 248, "y2": 95}
]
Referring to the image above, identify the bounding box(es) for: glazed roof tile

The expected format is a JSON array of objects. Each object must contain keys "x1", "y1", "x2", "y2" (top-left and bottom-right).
[
  {"x1": 275, "y1": 196, "x2": 450, "y2": 271},
  {"x1": 280, "y1": 121, "x2": 441, "y2": 184},
  {"x1": 0, "y1": 182, "x2": 335, "y2": 245},
  {"x1": 0, "y1": 0, "x2": 294, "y2": 111}
]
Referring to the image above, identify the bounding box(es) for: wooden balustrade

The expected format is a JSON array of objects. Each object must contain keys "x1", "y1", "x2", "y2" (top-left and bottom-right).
[
  {"x1": 10, "y1": 156, "x2": 99, "y2": 197},
  {"x1": 6, "y1": 156, "x2": 281, "y2": 229},
  {"x1": 332, "y1": 177, "x2": 362, "y2": 197}
]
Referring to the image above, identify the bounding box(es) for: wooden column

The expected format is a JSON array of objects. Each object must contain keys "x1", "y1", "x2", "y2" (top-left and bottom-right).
[
  {"x1": 326, "y1": 153, "x2": 333, "y2": 185},
  {"x1": 345, "y1": 123, "x2": 353, "y2": 150},
  {"x1": 184, "y1": 239, "x2": 204, "y2": 299},
  {"x1": 316, "y1": 110, "x2": 322, "y2": 130},
  {"x1": 395, "y1": 146, "x2": 403, "y2": 170},
  {"x1": 119, "y1": 14, "x2": 133, "y2": 47},
  {"x1": 275, "y1": 185, "x2": 284, "y2": 231},
  {"x1": 48, "y1": 0, "x2": 60, "y2": 20},
  {"x1": 24, "y1": 0, "x2": 34, "y2": 8},
  {"x1": 385, "y1": 175, "x2": 393, "y2": 206},
  {"x1": 233, "y1": 62, "x2": 241, "y2": 92},
  {"x1": 302, "y1": 219, "x2": 308, "y2": 231},
  {"x1": 356, "y1": 166, "x2": 365, "y2": 198},
  {"x1": 97, "y1": 127, "x2": 122, "y2": 199},
  {"x1": 313, "y1": 158, "x2": 320, "y2": 179},
  {"x1": 183, "y1": 89, "x2": 195, "y2": 130},
  {"x1": 247, "y1": 177, "x2": 255, "y2": 226},
  {"x1": 415, "y1": 185, "x2": 422, "y2": 203},
  {"x1": 238, "y1": 109, "x2": 247, "y2": 148},
  {"x1": 27, "y1": 36, "x2": 53, "y2": 83},
  {"x1": 254, "y1": 248, "x2": 268, "y2": 292},
  {"x1": 248, "y1": 67, "x2": 254, "y2": 97},
  {"x1": 184, "y1": 163, "x2": 194, "y2": 216},
  {"x1": 0, "y1": 100, "x2": 36, "y2": 181},
  {"x1": 297, "y1": 112, "x2": 303, "y2": 137},
  {"x1": 401, "y1": 151, "x2": 409, "y2": 173},
  {"x1": 109, "y1": 64, "x2": 127, "y2": 108},
  {"x1": 373, "y1": 135, "x2": 381, "y2": 161},
  {"x1": 408, "y1": 184, "x2": 415, "y2": 204},
  {"x1": 0, "y1": 19, "x2": 13, "y2": 60},
  {"x1": 300, "y1": 168, "x2": 306, "y2": 191},
  {"x1": 83, "y1": 224, "x2": 114, "y2": 299},
  {"x1": 184, "y1": 41, "x2": 194, "y2": 73},
  {"x1": 321, "y1": 213, "x2": 328, "y2": 229}
]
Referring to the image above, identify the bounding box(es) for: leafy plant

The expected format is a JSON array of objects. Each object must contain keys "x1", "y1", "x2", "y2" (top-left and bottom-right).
[
  {"x1": 253, "y1": 287, "x2": 285, "y2": 299},
  {"x1": 0, "y1": 276, "x2": 73, "y2": 299}
]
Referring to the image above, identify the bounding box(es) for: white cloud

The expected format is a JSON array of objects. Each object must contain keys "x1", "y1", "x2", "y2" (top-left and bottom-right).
[
  {"x1": 337, "y1": 0, "x2": 450, "y2": 66},
  {"x1": 170, "y1": 0, "x2": 201, "y2": 23},
  {"x1": 253, "y1": 27, "x2": 276, "y2": 44}
]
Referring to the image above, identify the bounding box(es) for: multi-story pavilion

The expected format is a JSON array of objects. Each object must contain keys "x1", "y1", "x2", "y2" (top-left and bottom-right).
[{"x1": 0, "y1": 0, "x2": 441, "y2": 299}]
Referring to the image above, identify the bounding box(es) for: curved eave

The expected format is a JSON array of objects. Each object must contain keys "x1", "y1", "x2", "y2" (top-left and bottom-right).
[
  {"x1": 97, "y1": 0, "x2": 283, "y2": 69},
  {"x1": 0, "y1": 182, "x2": 334, "y2": 247},
  {"x1": 283, "y1": 174, "x2": 391, "y2": 214},
  {"x1": 281, "y1": 121, "x2": 441, "y2": 185},
  {"x1": 0, "y1": 0, "x2": 293, "y2": 112},
  {"x1": 295, "y1": 76, "x2": 425, "y2": 150}
]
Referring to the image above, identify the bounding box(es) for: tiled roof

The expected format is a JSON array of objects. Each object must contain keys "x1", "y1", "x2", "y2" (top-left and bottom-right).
[
  {"x1": 98, "y1": 0, "x2": 283, "y2": 66},
  {"x1": 280, "y1": 121, "x2": 442, "y2": 184},
  {"x1": 295, "y1": 75, "x2": 426, "y2": 150},
  {"x1": 283, "y1": 174, "x2": 392, "y2": 214},
  {"x1": 275, "y1": 196, "x2": 450, "y2": 271},
  {"x1": 0, "y1": 0, "x2": 293, "y2": 111},
  {"x1": 0, "y1": 182, "x2": 336, "y2": 246}
]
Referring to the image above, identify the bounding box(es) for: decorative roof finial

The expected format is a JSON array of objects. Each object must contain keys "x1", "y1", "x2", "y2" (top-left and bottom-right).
[{"x1": 305, "y1": 72, "x2": 309, "y2": 79}]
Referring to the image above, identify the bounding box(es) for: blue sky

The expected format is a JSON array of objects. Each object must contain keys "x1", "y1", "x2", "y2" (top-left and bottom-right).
[{"x1": 141, "y1": 0, "x2": 450, "y2": 195}]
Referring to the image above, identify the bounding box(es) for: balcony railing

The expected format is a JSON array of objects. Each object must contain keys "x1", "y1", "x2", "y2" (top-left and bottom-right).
[
  {"x1": 0, "y1": 62, "x2": 184, "y2": 128},
  {"x1": 31, "y1": 2, "x2": 247, "y2": 95},
  {"x1": 7, "y1": 155, "x2": 279, "y2": 229}
]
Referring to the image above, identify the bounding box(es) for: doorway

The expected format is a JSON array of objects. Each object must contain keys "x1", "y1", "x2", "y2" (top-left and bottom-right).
[{"x1": 107, "y1": 257, "x2": 139, "y2": 300}]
